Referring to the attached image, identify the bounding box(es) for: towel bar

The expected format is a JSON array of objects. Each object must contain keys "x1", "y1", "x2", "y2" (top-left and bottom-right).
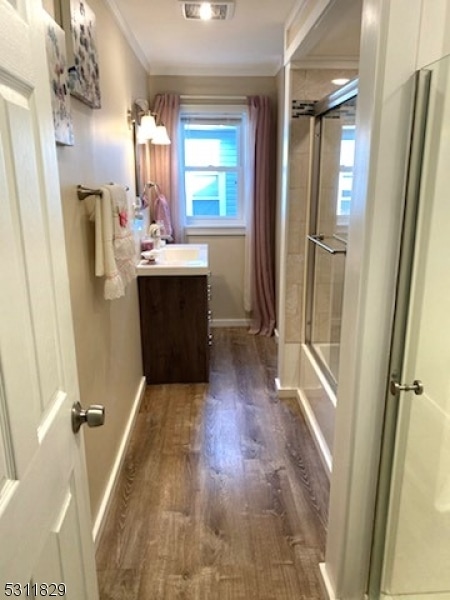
[
  {"x1": 77, "y1": 183, "x2": 129, "y2": 201},
  {"x1": 307, "y1": 234, "x2": 347, "y2": 255}
]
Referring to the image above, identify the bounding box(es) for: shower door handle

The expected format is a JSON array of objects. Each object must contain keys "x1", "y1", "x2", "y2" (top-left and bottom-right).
[{"x1": 390, "y1": 379, "x2": 424, "y2": 396}]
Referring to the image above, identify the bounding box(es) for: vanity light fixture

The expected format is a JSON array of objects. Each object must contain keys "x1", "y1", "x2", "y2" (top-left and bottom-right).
[
  {"x1": 129, "y1": 99, "x2": 155, "y2": 140},
  {"x1": 151, "y1": 124, "x2": 171, "y2": 145},
  {"x1": 129, "y1": 99, "x2": 170, "y2": 144},
  {"x1": 139, "y1": 113, "x2": 157, "y2": 140}
]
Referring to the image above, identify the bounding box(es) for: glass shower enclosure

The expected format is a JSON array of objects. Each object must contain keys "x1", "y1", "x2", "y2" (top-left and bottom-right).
[{"x1": 305, "y1": 81, "x2": 358, "y2": 390}]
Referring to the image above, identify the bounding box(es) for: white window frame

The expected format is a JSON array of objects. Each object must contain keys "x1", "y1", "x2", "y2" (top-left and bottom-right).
[{"x1": 178, "y1": 104, "x2": 249, "y2": 233}]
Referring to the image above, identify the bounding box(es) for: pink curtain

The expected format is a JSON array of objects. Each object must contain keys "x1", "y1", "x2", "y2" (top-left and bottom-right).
[
  {"x1": 248, "y1": 96, "x2": 276, "y2": 336},
  {"x1": 150, "y1": 93, "x2": 181, "y2": 241}
]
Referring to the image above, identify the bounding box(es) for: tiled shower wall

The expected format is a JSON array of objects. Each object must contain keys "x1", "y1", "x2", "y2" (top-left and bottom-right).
[{"x1": 284, "y1": 68, "x2": 357, "y2": 345}]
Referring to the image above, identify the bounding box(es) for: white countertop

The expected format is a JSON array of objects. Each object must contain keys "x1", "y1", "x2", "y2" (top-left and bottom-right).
[{"x1": 136, "y1": 243, "x2": 209, "y2": 277}]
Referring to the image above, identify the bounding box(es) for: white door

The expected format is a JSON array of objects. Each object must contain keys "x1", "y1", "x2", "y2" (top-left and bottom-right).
[
  {"x1": 378, "y1": 55, "x2": 450, "y2": 598},
  {"x1": 0, "y1": 0, "x2": 99, "y2": 597}
]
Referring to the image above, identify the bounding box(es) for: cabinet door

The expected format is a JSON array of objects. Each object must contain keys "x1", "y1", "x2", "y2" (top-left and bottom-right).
[{"x1": 138, "y1": 276, "x2": 209, "y2": 383}]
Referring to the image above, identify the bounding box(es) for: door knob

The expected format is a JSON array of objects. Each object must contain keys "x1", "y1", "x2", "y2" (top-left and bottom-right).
[
  {"x1": 390, "y1": 379, "x2": 424, "y2": 396},
  {"x1": 72, "y1": 401, "x2": 105, "y2": 433}
]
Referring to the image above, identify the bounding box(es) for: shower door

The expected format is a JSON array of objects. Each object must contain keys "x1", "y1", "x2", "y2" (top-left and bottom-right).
[
  {"x1": 369, "y1": 55, "x2": 450, "y2": 599},
  {"x1": 305, "y1": 81, "x2": 358, "y2": 390}
]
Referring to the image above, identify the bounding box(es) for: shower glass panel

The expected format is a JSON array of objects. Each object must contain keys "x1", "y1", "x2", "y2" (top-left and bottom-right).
[{"x1": 306, "y1": 82, "x2": 358, "y2": 390}]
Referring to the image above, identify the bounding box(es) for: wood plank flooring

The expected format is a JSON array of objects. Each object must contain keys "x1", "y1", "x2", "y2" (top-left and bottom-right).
[{"x1": 96, "y1": 328, "x2": 329, "y2": 599}]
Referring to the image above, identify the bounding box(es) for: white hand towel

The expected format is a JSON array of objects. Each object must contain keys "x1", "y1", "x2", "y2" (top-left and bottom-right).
[{"x1": 91, "y1": 184, "x2": 136, "y2": 300}]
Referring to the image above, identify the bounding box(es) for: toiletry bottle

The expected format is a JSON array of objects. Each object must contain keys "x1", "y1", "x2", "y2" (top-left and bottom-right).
[{"x1": 141, "y1": 236, "x2": 154, "y2": 252}]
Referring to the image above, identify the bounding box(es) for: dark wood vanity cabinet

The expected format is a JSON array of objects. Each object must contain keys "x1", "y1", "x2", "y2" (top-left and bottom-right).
[{"x1": 138, "y1": 275, "x2": 210, "y2": 384}]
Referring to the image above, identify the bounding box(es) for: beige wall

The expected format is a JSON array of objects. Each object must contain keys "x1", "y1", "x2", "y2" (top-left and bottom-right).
[
  {"x1": 55, "y1": 0, "x2": 148, "y2": 523},
  {"x1": 148, "y1": 75, "x2": 278, "y2": 107},
  {"x1": 185, "y1": 234, "x2": 247, "y2": 324},
  {"x1": 149, "y1": 75, "x2": 278, "y2": 325}
]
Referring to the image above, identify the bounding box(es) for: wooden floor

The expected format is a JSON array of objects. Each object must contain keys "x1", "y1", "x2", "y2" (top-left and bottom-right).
[{"x1": 96, "y1": 328, "x2": 330, "y2": 599}]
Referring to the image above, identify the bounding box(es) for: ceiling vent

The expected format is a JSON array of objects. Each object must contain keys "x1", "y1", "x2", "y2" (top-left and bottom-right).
[{"x1": 180, "y1": 1, "x2": 235, "y2": 21}]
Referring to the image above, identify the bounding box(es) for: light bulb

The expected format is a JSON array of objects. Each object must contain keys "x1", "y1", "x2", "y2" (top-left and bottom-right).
[{"x1": 199, "y1": 2, "x2": 212, "y2": 20}]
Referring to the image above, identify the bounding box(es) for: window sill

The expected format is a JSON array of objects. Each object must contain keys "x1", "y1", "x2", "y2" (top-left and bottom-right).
[{"x1": 185, "y1": 226, "x2": 246, "y2": 237}]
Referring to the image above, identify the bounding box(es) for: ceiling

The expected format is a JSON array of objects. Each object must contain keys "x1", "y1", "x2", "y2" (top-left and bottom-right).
[
  {"x1": 107, "y1": 0, "x2": 361, "y2": 76},
  {"x1": 289, "y1": 0, "x2": 362, "y2": 66}
]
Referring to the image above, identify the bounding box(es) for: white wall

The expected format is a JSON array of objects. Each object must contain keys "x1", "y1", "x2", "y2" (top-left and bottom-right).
[
  {"x1": 322, "y1": 1, "x2": 450, "y2": 598},
  {"x1": 381, "y1": 58, "x2": 450, "y2": 596},
  {"x1": 379, "y1": 4, "x2": 450, "y2": 598}
]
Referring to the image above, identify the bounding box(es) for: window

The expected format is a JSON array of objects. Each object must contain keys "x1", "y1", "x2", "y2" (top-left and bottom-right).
[
  {"x1": 179, "y1": 107, "x2": 247, "y2": 229},
  {"x1": 336, "y1": 125, "x2": 356, "y2": 217}
]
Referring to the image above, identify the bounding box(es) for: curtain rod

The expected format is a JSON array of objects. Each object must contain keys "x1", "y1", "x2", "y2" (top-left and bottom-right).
[{"x1": 180, "y1": 94, "x2": 247, "y2": 101}]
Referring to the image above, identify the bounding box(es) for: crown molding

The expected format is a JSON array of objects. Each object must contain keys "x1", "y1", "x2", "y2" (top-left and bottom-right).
[
  {"x1": 290, "y1": 57, "x2": 359, "y2": 70},
  {"x1": 148, "y1": 61, "x2": 282, "y2": 77},
  {"x1": 103, "y1": 0, "x2": 151, "y2": 74}
]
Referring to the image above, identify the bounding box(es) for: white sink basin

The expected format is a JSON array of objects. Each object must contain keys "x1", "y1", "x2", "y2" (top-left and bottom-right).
[{"x1": 136, "y1": 243, "x2": 209, "y2": 276}]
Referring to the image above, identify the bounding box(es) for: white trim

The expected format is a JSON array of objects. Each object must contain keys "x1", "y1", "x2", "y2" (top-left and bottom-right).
[
  {"x1": 324, "y1": 1, "x2": 425, "y2": 596},
  {"x1": 291, "y1": 58, "x2": 359, "y2": 70},
  {"x1": 284, "y1": 0, "x2": 332, "y2": 65},
  {"x1": 274, "y1": 374, "x2": 332, "y2": 474},
  {"x1": 185, "y1": 226, "x2": 246, "y2": 236},
  {"x1": 285, "y1": 0, "x2": 308, "y2": 30},
  {"x1": 180, "y1": 94, "x2": 246, "y2": 102},
  {"x1": 275, "y1": 63, "x2": 292, "y2": 391},
  {"x1": 92, "y1": 376, "x2": 146, "y2": 545},
  {"x1": 274, "y1": 377, "x2": 296, "y2": 398},
  {"x1": 296, "y1": 388, "x2": 332, "y2": 477},
  {"x1": 179, "y1": 105, "x2": 249, "y2": 230},
  {"x1": 319, "y1": 563, "x2": 338, "y2": 600},
  {"x1": 211, "y1": 318, "x2": 250, "y2": 328},
  {"x1": 303, "y1": 344, "x2": 337, "y2": 408},
  {"x1": 147, "y1": 63, "x2": 282, "y2": 77},
  {"x1": 103, "y1": 0, "x2": 151, "y2": 73}
]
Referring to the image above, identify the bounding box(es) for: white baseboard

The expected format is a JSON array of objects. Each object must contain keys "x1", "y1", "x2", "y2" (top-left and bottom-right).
[
  {"x1": 275, "y1": 378, "x2": 332, "y2": 476},
  {"x1": 92, "y1": 376, "x2": 146, "y2": 545},
  {"x1": 319, "y1": 563, "x2": 337, "y2": 600},
  {"x1": 274, "y1": 377, "x2": 296, "y2": 398},
  {"x1": 211, "y1": 318, "x2": 250, "y2": 328},
  {"x1": 297, "y1": 388, "x2": 332, "y2": 477}
]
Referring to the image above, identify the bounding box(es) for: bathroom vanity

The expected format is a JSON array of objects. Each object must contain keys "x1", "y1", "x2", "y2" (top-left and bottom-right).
[{"x1": 136, "y1": 244, "x2": 211, "y2": 384}]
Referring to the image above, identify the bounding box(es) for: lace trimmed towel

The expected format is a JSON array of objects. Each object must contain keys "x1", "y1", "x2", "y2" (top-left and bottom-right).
[{"x1": 90, "y1": 184, "x2": 136, "y2": 300}]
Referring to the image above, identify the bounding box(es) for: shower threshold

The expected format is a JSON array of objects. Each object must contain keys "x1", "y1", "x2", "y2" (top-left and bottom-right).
[{"x1": 297, "y1": 344, "x2": 337, "y2": 476}]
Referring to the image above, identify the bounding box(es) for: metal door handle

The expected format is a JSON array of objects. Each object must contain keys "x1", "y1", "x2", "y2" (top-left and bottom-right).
[
  {"x1": 390, "y1": 379, "x2": 424, "y2": 396},
  {"x1": 72, "y1": 401, "x2": 105, "y2": 433}
]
